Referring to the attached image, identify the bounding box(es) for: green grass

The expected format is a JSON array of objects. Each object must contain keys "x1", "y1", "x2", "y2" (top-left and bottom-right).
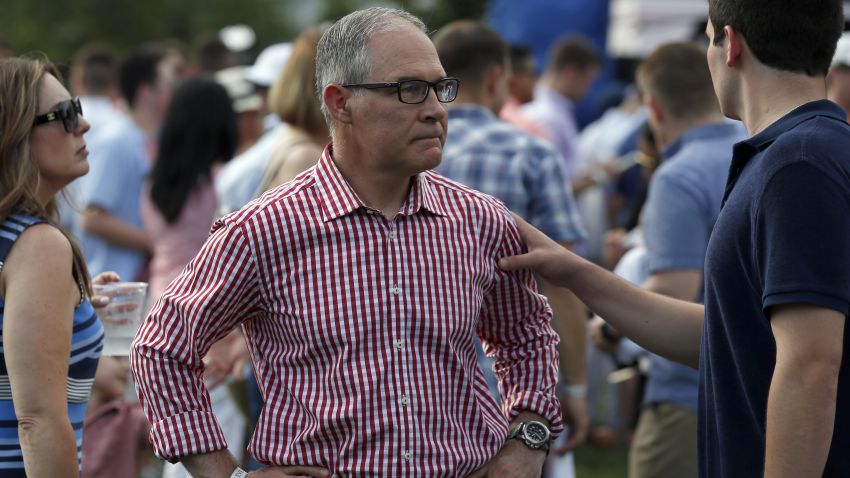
[{"x1": 573, "y1": 443, "x2": 629, "y2": 478}]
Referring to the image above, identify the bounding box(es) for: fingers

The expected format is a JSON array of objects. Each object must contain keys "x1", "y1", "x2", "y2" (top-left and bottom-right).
[
  {"x1": 92, "y1": 271, "x2": 120, "y2": 285},
  {"x1": 558, "y1": 395, "x2": 590, "y2": 454},
  {"x1": 278, "y1": 465, "x2": 330, "y2": 477},
  {"x1": 202, "y1": 356, "x2": 228, "y2": 388},
  {"x1": 498, "y1": 254, "x2": 530, "y2": 272},
  {"x1": 231, "y1": 356, "x2": 248, "y2": 380},
  {"x1": 90, "y1": 295, "x2": 111, "y2": 308}
]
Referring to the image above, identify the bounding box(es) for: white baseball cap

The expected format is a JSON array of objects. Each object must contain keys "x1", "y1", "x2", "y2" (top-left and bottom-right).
[
  {"x1": 246, "y1": 42, "x2": 292, "y2": 87},
  {"x1": 215, "y1": 66, "x2": 263, "y2": 113},
  {"x1": 832, "y1": 32, "x2": 850, "y2": 68}
]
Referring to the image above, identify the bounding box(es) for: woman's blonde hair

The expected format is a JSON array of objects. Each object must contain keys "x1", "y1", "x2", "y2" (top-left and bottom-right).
[
  {"x1": 269, "y1": 26, "x2": 328, "y2": 139},
  {"x1": 0, "y1": 56, "x2": 92, "y2": 296}
]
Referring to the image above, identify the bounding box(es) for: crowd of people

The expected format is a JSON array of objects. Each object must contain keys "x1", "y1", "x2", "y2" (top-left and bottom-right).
[{"x1": 0, "y1": 0, "x2": 848, "y2": 477}]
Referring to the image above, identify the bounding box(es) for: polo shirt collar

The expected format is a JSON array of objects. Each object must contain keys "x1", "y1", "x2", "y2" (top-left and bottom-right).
[
  {"x1": 661, "y1": 121, "x2": 743, "y2": 161},
  {"x1": 315, "y1": 144, "x2": 447, "y2": 222},
  {"x1": 743, "y1": 99, "x2": 846, "y2": 152},
  {"x1": 722, "y1": 99, "x2": 846, "y2": 206}
]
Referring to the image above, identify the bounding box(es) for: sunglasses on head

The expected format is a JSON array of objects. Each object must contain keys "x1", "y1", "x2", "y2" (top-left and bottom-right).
[{"x1": 33, "y1": 97, "x2": 83, "y2": 133}]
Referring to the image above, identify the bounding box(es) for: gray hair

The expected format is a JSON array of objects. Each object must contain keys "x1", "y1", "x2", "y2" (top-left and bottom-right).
[{"x1": 315, "y1": 7, "x2": 427, "y2": 135}]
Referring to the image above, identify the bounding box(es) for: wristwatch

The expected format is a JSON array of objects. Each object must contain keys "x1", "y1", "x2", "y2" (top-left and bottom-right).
[
  {"x1": 507, "y1": 420, "x2": 551, "y2": 452},
  {"x1": 230, "y1": 467, "x2": 249, "y2": 478}
]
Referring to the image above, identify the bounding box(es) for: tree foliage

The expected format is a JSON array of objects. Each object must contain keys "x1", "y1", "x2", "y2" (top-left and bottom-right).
[
  {"x1": 317, "y1": 0, "x2": 490, "y2": 31},
  {"x1": 1, "y1": 0, "x2": 295, "y2": 67},
  {"x1": 1, "y1": 0, "x2": 488, "y2": 68}
]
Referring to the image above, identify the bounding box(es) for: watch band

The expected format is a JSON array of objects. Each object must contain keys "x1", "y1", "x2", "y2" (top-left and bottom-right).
[{"x1": 230, "y1": 467, "x2": 249, "y2": 478}]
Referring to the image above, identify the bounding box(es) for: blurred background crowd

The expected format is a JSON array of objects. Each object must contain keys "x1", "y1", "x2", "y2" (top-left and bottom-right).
[{"x1": 3, "y1": 1, "x2": 850, "y2": 477}]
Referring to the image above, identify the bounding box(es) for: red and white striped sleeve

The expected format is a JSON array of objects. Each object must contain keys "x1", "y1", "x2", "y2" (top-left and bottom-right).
[
  {"x1": 477, "y1": 206, "x2": 564, "y2": 437},
  {"x1": 130, "y1": 218, "x2": 263, "y2": 460}
]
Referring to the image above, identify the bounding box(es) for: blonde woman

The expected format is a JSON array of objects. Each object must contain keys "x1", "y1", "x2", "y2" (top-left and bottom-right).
[
  {"x1": 0, "y1": 56, "x2": 108, "y2": 477},
  {"x1": 258, "y1": 26, "x2": 329, "y2": 192}
]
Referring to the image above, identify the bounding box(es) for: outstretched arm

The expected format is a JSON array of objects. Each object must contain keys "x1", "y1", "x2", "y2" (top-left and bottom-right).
[{"x1": 500, "y1": 215, "x2": 704, "y2": 368}]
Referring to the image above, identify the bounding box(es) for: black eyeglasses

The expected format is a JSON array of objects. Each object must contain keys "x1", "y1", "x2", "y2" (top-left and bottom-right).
[
  {"x1": 33, "y1": 97, "x2": 83, "y2": 133},
  {"x1": 342, "y1": 77, "x2": 459, "y2": 104}
]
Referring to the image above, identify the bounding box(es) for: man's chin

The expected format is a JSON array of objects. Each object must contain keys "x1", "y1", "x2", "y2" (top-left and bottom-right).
[{"x1": 421, "y1": 148, "x2": 443, "y2": 170}]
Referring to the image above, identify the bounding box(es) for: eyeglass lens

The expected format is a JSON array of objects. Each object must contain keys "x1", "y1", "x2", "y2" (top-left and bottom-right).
[{"x1": 398, "y1": 79, "x2": 458, "y2": 104}]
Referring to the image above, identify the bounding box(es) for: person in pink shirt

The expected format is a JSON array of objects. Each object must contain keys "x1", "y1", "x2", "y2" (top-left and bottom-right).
[
  {"x1": 140, "y1": 76, "x2": 238, "y2": 304},
  {"x1": 500, "y1": 44, "x2": 551, "y2": 140}
]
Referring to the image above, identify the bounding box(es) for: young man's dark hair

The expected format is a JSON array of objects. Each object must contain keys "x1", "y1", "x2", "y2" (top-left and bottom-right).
[
  {"x1": 196, "y1": 35, "x2": 235, "y2": 73},
  {"x1": 432, "y1": 20, "x2": 508, "y2": 86},
  {"x1": 708, "y1": 0, "x2": 843, "y2": 76},
  {"x1": 636, "y1": 42, "x2": 719, "y2": 120},
  {"x1": 546, "y1": 35, "x2": 601, "y2": 73},
  {"x1": 118, "y1": 45, "x2": 166, "y2": 107},
  {"x1": 510, "y1": 44, "x2": 535, "y2": 75},
  {"x1": 72, "y1": 45, "x2": 117, "y2": 95}
]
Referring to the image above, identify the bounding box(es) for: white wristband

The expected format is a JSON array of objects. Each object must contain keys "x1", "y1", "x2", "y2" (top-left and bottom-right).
[
  {"x1": 560, "y1": 383, "x2": 588, "y2": 398},
  {"x1": 230, "y1": 467, "x2": 249, "y2": 478}
]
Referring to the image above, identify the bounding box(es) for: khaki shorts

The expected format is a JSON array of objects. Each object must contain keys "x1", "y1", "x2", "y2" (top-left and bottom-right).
[{"x1": 628, "y1": 402, "x2": 698, "y2": 478}]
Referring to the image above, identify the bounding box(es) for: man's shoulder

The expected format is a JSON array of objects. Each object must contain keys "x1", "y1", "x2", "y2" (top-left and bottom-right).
[
  {"x1": 780, "y1": 114, "x2": 850, "y2": 160},
  {"x1": 90, "y1": 117, "x2": 145, "y2": 159},
  {"x1": 446, "y1": 115, "x2": 559, "y2": 159},
  {"x1": 216, "y1": 168, "x2": 319, "y2": 232},
  {"x1": 761, "y1": 115, "x2": 850, "y2": 185},
  {"x1": 658, "y1": 130, "x2": 742, "y2": 184},
  {"x1": 424, "y1": 170, "x2": 513, "y2": 218}
]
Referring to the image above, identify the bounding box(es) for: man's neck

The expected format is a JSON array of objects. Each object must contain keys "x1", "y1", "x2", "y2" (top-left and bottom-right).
[
  {"x1": 330, "y1": 142, "x2": 413, "y2": 219},
  {"x1": 657, "y1": 112, "x2": 727, "y2": 150},
  {"x1": 739, "y1": 69, "x2": 827, "y2": 136},
  {"x1": 130, "y1": 108, "x2": 159, "y2": 138},
  {"x1": 453, "y1": 90, "x2": 499, "y2": 115},
  {"x1": 540, "y1": 74, "x2": 575, "y2": 103}
]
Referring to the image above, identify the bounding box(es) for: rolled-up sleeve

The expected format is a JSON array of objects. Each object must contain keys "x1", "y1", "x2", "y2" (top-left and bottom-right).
[
  {"x1": 130, "y1": 218, "x2": 263, "y2": 461},
  {"x1": 478, "y1": 211, "x2": 564, "y2": 438}
]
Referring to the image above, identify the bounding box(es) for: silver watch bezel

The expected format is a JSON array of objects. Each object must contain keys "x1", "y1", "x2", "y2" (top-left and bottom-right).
[{"x1": 508, "y1": 420, "x2": 551, "y2": 450}]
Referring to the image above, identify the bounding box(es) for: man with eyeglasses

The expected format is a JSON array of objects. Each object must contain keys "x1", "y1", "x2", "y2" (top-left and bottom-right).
[{"x1": 132, "y1": 7, "x2": 563, "y2": 478}]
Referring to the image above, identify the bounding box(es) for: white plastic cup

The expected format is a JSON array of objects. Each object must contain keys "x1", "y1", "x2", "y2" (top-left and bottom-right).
[{"x1": 92, "y1": 282, "x2": 148, "y2": 356}]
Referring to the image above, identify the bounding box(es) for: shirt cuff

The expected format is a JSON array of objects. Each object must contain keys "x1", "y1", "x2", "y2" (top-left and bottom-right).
[
  {"x1": 149, "y1": 409, "x2": 228, "y2": 462},
  {"x1": 504, "y1": 390, "x2": 565, "y2": 439}
]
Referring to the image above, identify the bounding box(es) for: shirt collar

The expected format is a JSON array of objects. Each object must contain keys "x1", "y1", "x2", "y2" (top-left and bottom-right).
[
  {"x1": 661, "y1": 121, "x2": 743, "y2": 161},
  {"x1": 721, "y1": 100, "x2": 846, "y2": 207},
  {"x1": 315, "y1": 144, "x2": 447, "y2": 222},
  {"x1": 534, "y1": 83, "x2": 575, "y2": 112},
  {"x1": 448, "y1": 103, "x2": 498, "y2": 122},
  {"x1": 743, "y1": 99, "x2": 846, "y2": 152}
]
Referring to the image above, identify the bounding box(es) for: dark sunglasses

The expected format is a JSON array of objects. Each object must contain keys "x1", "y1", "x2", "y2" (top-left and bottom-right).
[{"x1": 33, "y1": 97, "x2": 83, "y2": 133}]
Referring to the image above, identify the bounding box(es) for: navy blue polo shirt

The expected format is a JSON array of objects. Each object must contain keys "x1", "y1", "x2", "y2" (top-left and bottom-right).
[{"x1": 700, "y1": 100, "x2": 850, "y2": 477}]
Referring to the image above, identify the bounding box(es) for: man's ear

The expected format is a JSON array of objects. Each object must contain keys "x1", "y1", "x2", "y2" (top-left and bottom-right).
[
  {"x1": 135, "y1": 83, "x2": 153, "y2": 108},
  {"x1": 646, "y1": 94, "x2": 664, "y2": 126},
  {"x1": 323, "y1": 84, "x2": 353, "y2": 124},
  {"x1": 485, "y1": 64, "x2": 506, "y2": 96},
  {"x1": 725, "y1": 25, "x2": 744, "y2": 68}
]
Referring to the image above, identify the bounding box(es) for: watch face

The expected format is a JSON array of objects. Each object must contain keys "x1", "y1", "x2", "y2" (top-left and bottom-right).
[{"x1": 524, "y1": 422, "x2": 549, "y2": 445}]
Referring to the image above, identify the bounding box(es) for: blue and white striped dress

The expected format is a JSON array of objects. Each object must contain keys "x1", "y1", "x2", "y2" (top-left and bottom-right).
[{"x1": 0, "y1": 213, "x2": 103, "y2": 476}]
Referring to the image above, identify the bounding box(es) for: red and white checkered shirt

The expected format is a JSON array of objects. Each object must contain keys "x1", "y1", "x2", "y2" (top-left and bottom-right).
[{"x1": 131, "y1": 146, "x2": 562, "y2": 476}]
